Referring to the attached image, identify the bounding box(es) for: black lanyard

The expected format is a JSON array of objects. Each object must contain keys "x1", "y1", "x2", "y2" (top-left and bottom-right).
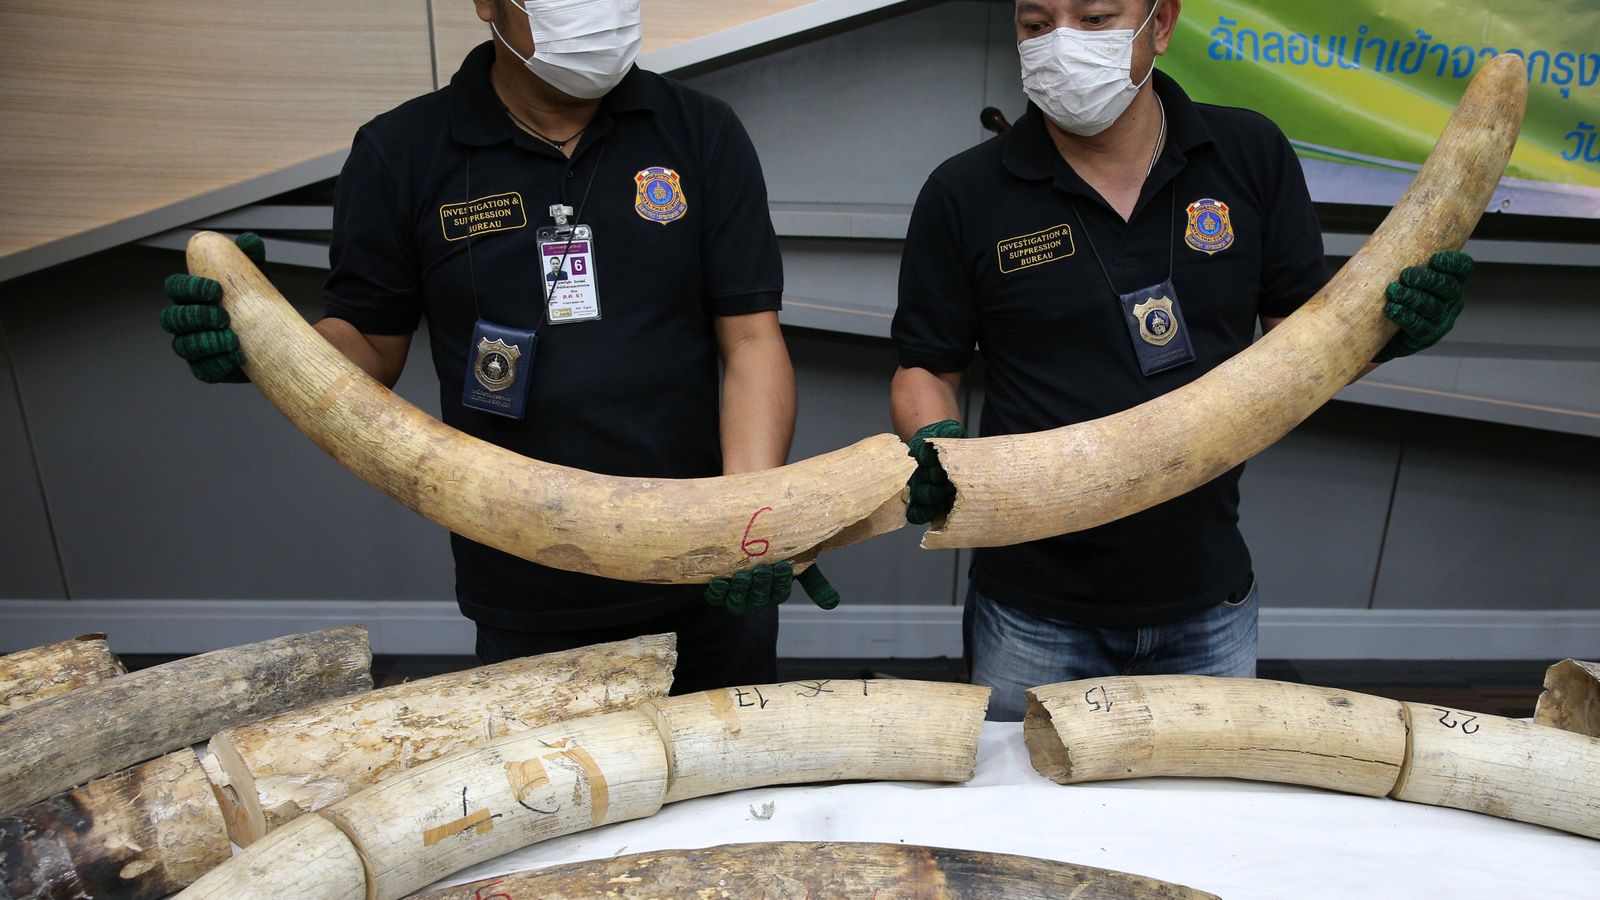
[
  {"x1": 463, "y1": 136, "x2": 607, "y2": 328},
  {"x1": 1066, "y1": 183, "x2": 1177, "y2": 301}
]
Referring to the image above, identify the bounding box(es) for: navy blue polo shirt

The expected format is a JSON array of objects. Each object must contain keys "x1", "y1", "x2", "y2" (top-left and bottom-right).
[
  {"x1": 323, "y1": 42, "x2": 783, "y2": 630},
  {"x1": 893, "y1": 71, "x2": 1328, "y2": 627}
]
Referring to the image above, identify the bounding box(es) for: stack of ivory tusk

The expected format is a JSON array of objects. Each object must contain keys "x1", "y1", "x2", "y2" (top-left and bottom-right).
[
  {"x1": 178, "y1": 680, "x2": 991, "y2": 899},
  {"x1": 1025, "y1": 675, "x2": 1600, "y2": 840},
  {"x1": 202, "y1": 633, "x2": 677, "y2": 846},
  {"x1": 0, "y1": 627, "x2": 372, "y2": 816},
  {"x1": 0, "y1": 628, "x2": 370, "y2": 899}
]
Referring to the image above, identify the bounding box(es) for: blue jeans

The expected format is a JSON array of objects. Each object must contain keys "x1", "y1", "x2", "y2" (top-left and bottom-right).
[{"x1": 966, "y1": 580, "x2": 1259, "y2": 721}]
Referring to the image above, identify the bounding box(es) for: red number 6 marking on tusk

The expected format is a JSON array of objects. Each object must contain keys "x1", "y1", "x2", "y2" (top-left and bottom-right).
[{"x1": 740, "y1": 506, "x2": 774, "y2": 558}]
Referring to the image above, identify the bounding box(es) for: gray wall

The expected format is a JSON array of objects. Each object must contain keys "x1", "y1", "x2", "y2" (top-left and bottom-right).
[{"x1": 1, "y1": 0, "x2": 1596, "y2": 656}]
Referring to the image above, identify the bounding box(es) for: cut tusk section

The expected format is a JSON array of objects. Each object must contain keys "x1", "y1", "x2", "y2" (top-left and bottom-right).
[
  {"x1": 1023, "y1": 676, "x2": 1409, "y2": 797},
  {"x1": 0, "y1": 633, "x2": 125, "y2": 716},
  {"x1": 647, "y1": 679, "x2": 990, "y2": 803},
  {"x1": 1534, "y1": 659, "x2": 1600, "y2": 738},
  {"x1": 179, "y1": 813, "x2": 367, "y2": 900},
  {"x1": 1392, "y1": 702, "x2": 1600, "y2": 839}
]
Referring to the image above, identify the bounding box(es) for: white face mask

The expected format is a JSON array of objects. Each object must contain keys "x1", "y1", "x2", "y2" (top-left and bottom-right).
[
  {"x1": 1019, "y1": 2, "x2": 1159, "y2": 136},
  {"x1": 493, "y1": 0, "x2": 643, "y2": 100}
]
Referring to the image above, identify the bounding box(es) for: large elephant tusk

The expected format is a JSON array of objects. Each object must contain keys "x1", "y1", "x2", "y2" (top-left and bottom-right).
[
  {"x1": 0, "y1": 627, "x2": 372, "y2": 816},
  {"x1": 185, "y1": 232, "x2": 912, "y2": 583},
  {"x1": 410, "y1": 841, "x2": 1220, "y2": 899},
  {"x1": 1025, "y1": 677, "x2": 1600, "y2": 840},
  {"x1": 1534, "y1": 659, "x2": 1600, "y2": 738},
  {"x1": 1024, "y1": 676, "x2": 1409, "y2": 797},
  {"x1": 204, "y1": 634, "x2": 677, "y2": 846},
  {"x1": 1393, "y1": 702, "x2": 1600, "y2": 839},
  {"x1": 922, "y1": 55, "x2": 1527, "y2": 549},
  {"x1": 177, "y1": 680, "x2": 989, "y2": 900},
  {"x1": 0, "y1": 633, "x2": 125, "y2": 716}
]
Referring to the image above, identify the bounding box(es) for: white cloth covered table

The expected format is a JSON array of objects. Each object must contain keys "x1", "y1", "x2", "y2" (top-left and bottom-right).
[{"x1": 425, "y1": 722, "x2": 1598, "y2": 898}]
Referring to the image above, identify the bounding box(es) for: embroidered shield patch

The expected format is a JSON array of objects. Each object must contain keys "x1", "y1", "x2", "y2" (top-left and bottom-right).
[
  {"x1": 1185, "y1": 198, "x2": 1234, "y2": 255},
  {"x1": 634, "y1": 166, "x2": 687, "y2": 224}
]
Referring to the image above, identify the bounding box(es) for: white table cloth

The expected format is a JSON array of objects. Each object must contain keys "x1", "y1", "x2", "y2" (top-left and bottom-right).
[{"x1": 424, "y1": 722, "x2": 1600, "y2": 898}]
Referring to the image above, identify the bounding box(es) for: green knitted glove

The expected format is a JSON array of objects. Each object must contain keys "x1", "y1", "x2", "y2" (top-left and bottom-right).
[
  {"x1": 705, "y1": 561, "x2": 794, "y2": 614},
  {"x1": 1374, "y1": 250, "x2": 1473, "y2": 363},
  {"x1": 704, "y1": 561, "x2": 841, "y2": 612},
  {"x1": 796, "y1": 565, "x2": 841, "y2": 611},
  {"x1": 159, "y1": 232, "x2": 266, "y2": 384},
  {"x1": 905, "y1": 419, "x2": 966, "y2": 525}
]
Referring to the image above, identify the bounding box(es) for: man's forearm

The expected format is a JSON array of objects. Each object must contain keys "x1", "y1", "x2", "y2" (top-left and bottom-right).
[
  {"x1": 313, "y1": 317, "x2": 409, "y2": 388},
  {"x1": 720, "y1": 333, "x2": 796, "y2": 474},
  {"x1": 891, "y1": 366, "x2": 963, "y2": 441}
]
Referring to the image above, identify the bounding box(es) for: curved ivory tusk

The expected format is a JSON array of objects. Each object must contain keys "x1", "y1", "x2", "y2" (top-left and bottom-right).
[
  {"x1": 648, "y1": 680, "x2": 989, "y2": 803},
  {"x1": 1393, "y1": 702, "x2": 1600, "y2": 839},
  {"x1": 184, "y1": 232, "x2": 912, "y2": 583},
  {"x1": 1024, "y1": 676, "x2": 1409, "y2": 796},
  {"x1": 177, "y1": 680, "x2": 989, "y2": 900},
  {"x1": 0, "y1": 633, "x2": 125, "y2": 716},
  {"x1": 205, "y1": 634, "x2": 677, "y2": 846},
  {"x1": 0, "y1": 627, "x2": 372, "y2": 816},
  {"x1": 411, "y1": 841, "x2": 1220, "y2": 899},
  {"x1": 1534, "y1": 659, "x2": 1600, "y2": 738},
  {"x1": 922, "y1": 55, "x2": 1527, "y2": 549}
]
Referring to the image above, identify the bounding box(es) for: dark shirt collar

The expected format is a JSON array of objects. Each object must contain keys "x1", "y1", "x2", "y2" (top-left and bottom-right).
[
  {"x1": 1001, "y1": 69, "x2": 1215, "y2": 186},
  {"x1": 449, "y1": 41, "x2": 658, "y2": 148}
]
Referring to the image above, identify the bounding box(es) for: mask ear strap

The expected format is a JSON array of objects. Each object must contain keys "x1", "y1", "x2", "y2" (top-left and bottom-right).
[{"x1": 1131, "y1": 1, "x2": 1162, "y2": 89}]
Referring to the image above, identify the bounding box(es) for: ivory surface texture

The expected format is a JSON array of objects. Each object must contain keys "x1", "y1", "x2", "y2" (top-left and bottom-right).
[
  {"x1": 206, "y1": 634, "x2": 676, "y2": 845},
  {"x1": 176, "y1": 679, "x2": 988, "y2": 900},
  {"x1": 0, "y1": 634, "x2": 125, "y2": 716},
  {"x1": 0, "y1": 627, "x2": 372, "y2": 816},
  {"x1": 651, "y1": 680, "x2": 990, "y2": 803},
  {"x1": 0, "y1": 749, "x2": 228, "y2": 900},
  {"x1": 1393, "y1": 702, "x2": 1600, "y2": 840},
  {"x1": 921, "y1": 56, "x2": 1527, "y2": 549},
  {"x1": 179, "y1": 812, "x2": 366, "y2": 900},
  {"x1": 1023, "y1": 676, "x2": 1408, "y2": 796},
  {"x1": 412, "y1": 841, "x2": 1219, "y2": 900},
  {"x1": 1534, "y1": 659, "x2": 1600, "y2": 738},
  {"x1": 185, "y1": 230, "x2": 910, "y2": 584},
  {"x1": 321, "y1": 710, "x2": 670, "y2": 900}
]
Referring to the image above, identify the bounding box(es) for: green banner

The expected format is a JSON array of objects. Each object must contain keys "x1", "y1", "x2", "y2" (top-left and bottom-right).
[{"x1": 1162, "y1": 1, "x2": 1600, "y2": 217}]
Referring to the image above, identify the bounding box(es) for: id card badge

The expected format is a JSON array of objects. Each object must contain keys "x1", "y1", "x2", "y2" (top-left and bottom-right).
[
  {"x1": 537, "y1": 224, "x2": 601, "y2": 324},
  {"x1": 462, "y1": 319, "x2": 536, "y2": 419},
  {"x1": 1119, "y1": 278, "x2": 1197, "y2": 376}
]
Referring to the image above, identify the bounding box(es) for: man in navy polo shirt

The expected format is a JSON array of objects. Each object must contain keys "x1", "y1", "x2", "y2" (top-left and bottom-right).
[
  {"x1": 890, "y1": 0, "x2": 1473, "y2": 719},
  {"x1": 160, "y1": 1, "x2": 801, "y2": 692}
]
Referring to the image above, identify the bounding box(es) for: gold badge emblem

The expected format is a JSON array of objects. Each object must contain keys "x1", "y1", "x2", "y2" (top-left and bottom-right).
[
  {"x1": 1184, "y1": 198, "x2": 1234, "y2": 255},
  {"x1": 473, "y1": 337, "x2": 521, "y2": 392},
  {"x1": 1132, "y1": 296, "x2": 1179, "y2": 347}
]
